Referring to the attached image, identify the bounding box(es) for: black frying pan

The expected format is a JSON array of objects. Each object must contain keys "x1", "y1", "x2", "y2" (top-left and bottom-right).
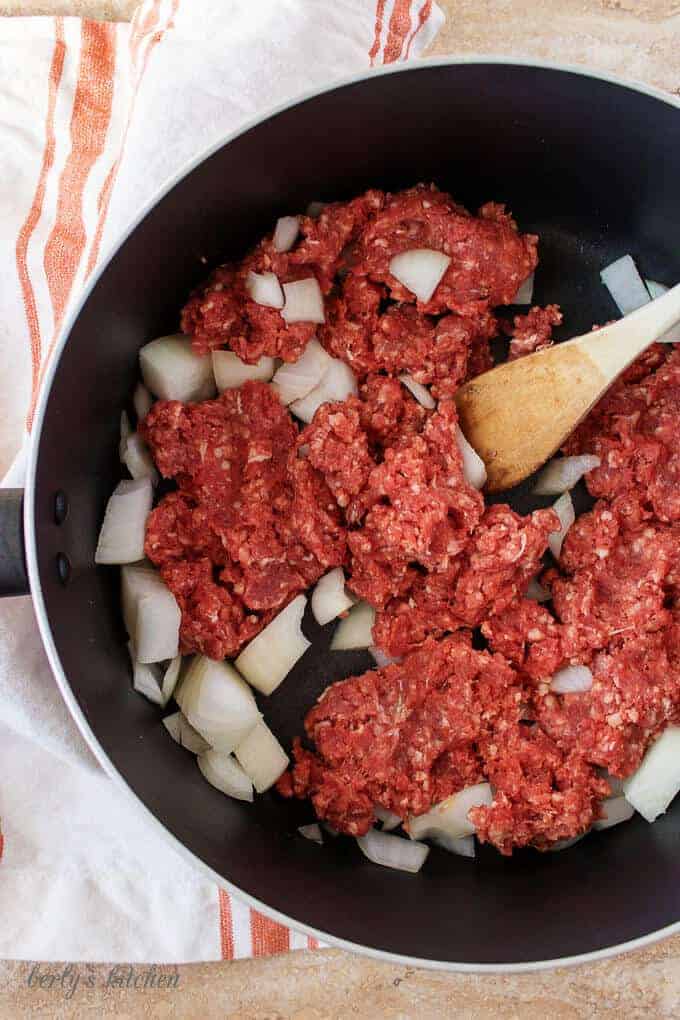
[{"x1": 3, "y1": 60, "x2": 680, "y2": 970}]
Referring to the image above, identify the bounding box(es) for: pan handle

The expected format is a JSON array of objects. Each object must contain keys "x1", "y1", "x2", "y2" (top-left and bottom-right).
[{"x1": 0, "y1": 489, "x2": 29, "y2": 597}]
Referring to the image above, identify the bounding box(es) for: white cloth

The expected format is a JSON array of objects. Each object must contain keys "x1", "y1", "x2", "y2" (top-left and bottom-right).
[{"x1": 0, "y1": 0, "x2": 442, "y2": 962}]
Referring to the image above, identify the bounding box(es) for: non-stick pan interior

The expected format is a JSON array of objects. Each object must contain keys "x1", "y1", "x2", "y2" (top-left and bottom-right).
[{"x1": 32, "y1": 63, "x2": 680, "y2": 966}]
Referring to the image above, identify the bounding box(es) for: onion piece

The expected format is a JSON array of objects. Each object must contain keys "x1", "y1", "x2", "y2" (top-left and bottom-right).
[
  {"x1": 95, "y1": 477, "x2": 153, "y2": 565},
  {"x1": 123, "y1": 432, "x2": 158, "y2": 484},
  {"x1": 389, "y1": 248, "x2": 451, "y2": 304},
  {"x1": 601, "y1": 255, "x2": 650, "y2": 316},
  {"x1": 163, "y1": 711, "x2": 210, "y2": 754},
  {"x1": 593, "y1": 796, "x2": 635, "y2": 831},
  {"x1": 212, "y1": 350, "x2": 276, "y2": 391},
  {"x1": 235, "y1": 595, "x2": 310, "y2": 695},
  {"x1": 119, "y1": 410, "x2": 132, "y2": 460},
  {"x1": 374, "y1": 806, "x2": 402, "y2": 831},
  {"x1": 407, "y1": 783, "x2": 493, "y2": 842},
  {"x1": 129, "y1": 647, "x2": 164, "y2": 706},
  {"x1": 273, "y1": 215, "x2": 300, "y2": 253},
  {"x1": 198, "y1": 749, "x2": 254, "y2": 802},
  {"x1": 330, "y1": 600, "x2": 375, "y2": 651},
  {"x1": 533, "y1": 454, "x2": 601, "y2": 495},
  {"x1": 398, "y1": 374, "x2": 436, "y2": 410},
  {"x1": 161, "y1": 654, "x2": 182, "y2": 705},
  {"x1": 548, "y1": 491, "x2": 575, "y2": 560},
  {"x1": 357, "y1": 829, "x2": 429, "y2": 873},
  {"x1": 646, "y1": 279, "x2": 680, "y2": 342},
  {"x1": 550, "y1": 664, "x2": 593, "y2": 694},
  {"x1": 176, "y1": 656, "x2": 260, "y2": 752},
  {"x1": 289, "y1": 358, "x2": 358, "y2": 423},
  {"x1": 121, "y1": 564, "x2": 181, "y2": 662},
  {"x1": 298, "y1": 823, "x2": 323, "y2": 844},
  {"x1": 623, "y1": 725, "x2": 680, "y2": 822},
  {"x1": 233, "y1": 719, "x2": 289, "y2": 793},
  {"x1": 512, "y1": 272, "x2": 534, "y2": 305},
  {"x1": 140, "y1": 334, "x2": 216, "y2": 402},
  {"x1": 433, "y1": 833, "x2": 475, "y2": 858},
  {"x1": 245, "y1": 270, "x2": 284, "y2": 309},
  {"x1": 526, "y1": 577, "x2": 551, "y2": 602},
  {"x1": 133, "y1": 382, "x2": 153, "y2": 421},
  {"x1": 455, "y1": 425, "x2": 487, "y2": 490},
  {"x1": 311, "y1": 567, "x2": 354, "y2": 626},
  {"x1": 600, "y1": 771, "x2": 625, "y2": 797},
  {"x1": 272, "y1": 338, "x2": 332, "y2": 405},
  {"x1": 281, "y1": 278, "x2": 325, "y2": 324},
  {"x1": 368, "y1": 646, "x2": 401, "y2": 668}
]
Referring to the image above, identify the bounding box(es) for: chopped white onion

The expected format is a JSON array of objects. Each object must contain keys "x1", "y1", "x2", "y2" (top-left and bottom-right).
[
  {"x1": 272, "y1": 338, "x2": 332, "y2": 405},
  {"x1": 95, "y1": 477, "x2": 153, "y2": 565},
  {"x1": 133, "y1": 382, "x2": 153, "y2": 421},
  {"x1": 129, "y1": 646, "x2": 164, "y2": 706},
  {"x1": 357, "y1": 829, "x2": 429, "y2": 873},
  {"x1": 235, "y1": 595, "x2": 310, "y2": 695},
  {"x1": 455, "y1": 425, "x2": 487, "y2": 490},
  {"x1": 119, "y1": 410, "x2": 132, "y2": 460},
  {"x1": 123, "y1": 432, "x2": 158, "y2": 484},
  {"x1": 398, "y1": 374, "x2": 436, "y2": 410},
  {"x1": 646, "y1": 279, "x2": 680, "y2": 342},
  {"x1": 140, "y1": 334, "x2": 216, "y2": 402},
  {"x1": 311, "y1": 567, "x2": 354, "y2": 626},
  {"x1": 273, "y1": 215, "x2": 300, "y2": 253},
  {"x1": 289, "y1": 358, "x2": 358, "y2": 423},
  {"x1": 389, "y1": 248, "x2": 451, "y2": 304},
  {"x1": 526, "y1": 577, "x2": 551, "y2": 602},
  {"x1": 121, "y1": 564, "x2": 181, "y2": 663},
  {"x1": 368, "y1": 646, "x2": 401, "y2": 668},
  {"x1": 623, "y1": 725, "x2": 680, "y2": 822},
  {"x1": 600, "y1": 771, "x2": 625, "y2": 797},
  {"x1": 306, "y1": 201, "x2": 325, "y2": 218},
  {"x1": 212, "y1": 350, "x2": 276, "y2": 391},
  {"x1": 548, "y1": 491, "x2": 575, "y2": 560},
  {"x1": 433, "y1": 833, "x2": 476, "y2": 858},
  {"x1": 550, "y1": 664, "x2": 593, "y2": 694},
  {"x1": 176, "y1": 656, "x2": 260, "y2": 752},
  {"x1": 593, "y1": 796, "x2": 635, "y2": 831},
  {"x1": 281, "y1": 278, "x2": 325, "y2": 324},
  {"x1": 198, "y1": 749, "x2": 254, "y2": 802},
  {"x1": 330, "y1": 600, "x2": 375, "y2": 651},
  {"x1": 533, "y1": 454, "x2": 601, "y2": 496},
  {"x1": 233, "y1": 719, "x2": 289, "y2": 793},
  {"x1": 161, "y1": 654, "x2": 182, "y2": 705},
  {"x1": 163, "y1": 711, "x2": 210, "y2": 754},
  {"x1": 374, "y1": 806, "x2": 402, "y2": 831},
  {"x1": 245, "y1": 270, "x2": 284, "y2": 309},
  {"x1": 601, "y1": 255, "x2": 650, "y2": 316},
  {"x1": 298, "y1": 823, "x2": 323, "y2": 844},
  {"x1": 408, "y1": 783, "x2": 493, "y2": 842},
  {"x1": 512, "y1": 272, "x2": 534, "y2": 305}
]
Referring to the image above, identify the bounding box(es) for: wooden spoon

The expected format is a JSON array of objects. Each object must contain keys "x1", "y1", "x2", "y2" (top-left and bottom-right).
[{"x1": 455, "y1": 282, "x2": 680, "y2": 493}]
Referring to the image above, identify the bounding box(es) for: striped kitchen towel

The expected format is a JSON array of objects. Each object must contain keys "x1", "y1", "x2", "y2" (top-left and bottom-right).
[{"x1": 0, "y1": 0, "x2": 443, "y2": 962}]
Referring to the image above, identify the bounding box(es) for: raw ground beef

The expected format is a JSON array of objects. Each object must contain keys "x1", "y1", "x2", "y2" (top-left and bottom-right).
[{"x1": 142, "y1": 183, "x2": 680, "y2": 855}]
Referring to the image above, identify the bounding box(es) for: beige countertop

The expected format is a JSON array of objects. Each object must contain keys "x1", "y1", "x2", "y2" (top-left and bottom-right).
[{"x1": 1, "y1": 1, "x2": 680, "y2": 1017}]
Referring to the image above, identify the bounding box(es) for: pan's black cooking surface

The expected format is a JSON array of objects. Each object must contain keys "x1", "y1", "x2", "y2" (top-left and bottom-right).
[{"x1": 32, "y1": 64, "x2": 680, "y2": 965}]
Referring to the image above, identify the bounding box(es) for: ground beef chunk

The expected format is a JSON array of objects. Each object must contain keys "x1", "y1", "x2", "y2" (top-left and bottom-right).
[
  {"x1": 470, "y1": 725, "x2": 608, "y2": 853},
  {"x1": 277, "y1": 635, "x2": 520, "y2": 836},
  {"x1": 534, "y1": 629, "x2": 680, "y2": 777},
  {"x1": 505, "y1": 303, "x2": 563, "y2": 360},
  {"x1": 358, "y1": 184, "x2": 538, "y2": 318},
  {"x1": 141, "y1": 382, "x2": 345, "y2": 656},
  {"x1": 564, "y1": 348, "x2": 680, "y2": 522},
  {"x1": 373, "y1": 505, "x2": 559, "y2": 657},
  {"x1": 181, "y1": 190, "x2": 384, "y2": 360},
  {"x1": 481, "y1": 600, "x2": 564, "y2": 680},
  {"x1": 301, "y1": 398, "x2": 376, "y2": 515},
  {"x1": 357, "y1": 374, "x2": 428, "y2": 450}
]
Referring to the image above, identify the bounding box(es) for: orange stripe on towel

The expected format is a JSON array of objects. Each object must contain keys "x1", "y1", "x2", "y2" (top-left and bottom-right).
[
  {"x1": 250, "y1": 909, "x2": 291, "y2": 957},
  {"x1": 368, "y1": 0, "x2": 387, "y2": 66},
  {"x1": 16, "y1": 18, "x2": 66, "y2": 427},
  {"x1": 383, "y1": 0, "x2": 413, "y2": 64},
  {"x1": 218, "y1": 889, "x2": 235, "y2": 960}
]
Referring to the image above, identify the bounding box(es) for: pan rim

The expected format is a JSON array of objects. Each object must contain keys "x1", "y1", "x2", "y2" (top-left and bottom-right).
[{"x1": 24, "y1": 55, "x2": 680, "y2": 972}]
